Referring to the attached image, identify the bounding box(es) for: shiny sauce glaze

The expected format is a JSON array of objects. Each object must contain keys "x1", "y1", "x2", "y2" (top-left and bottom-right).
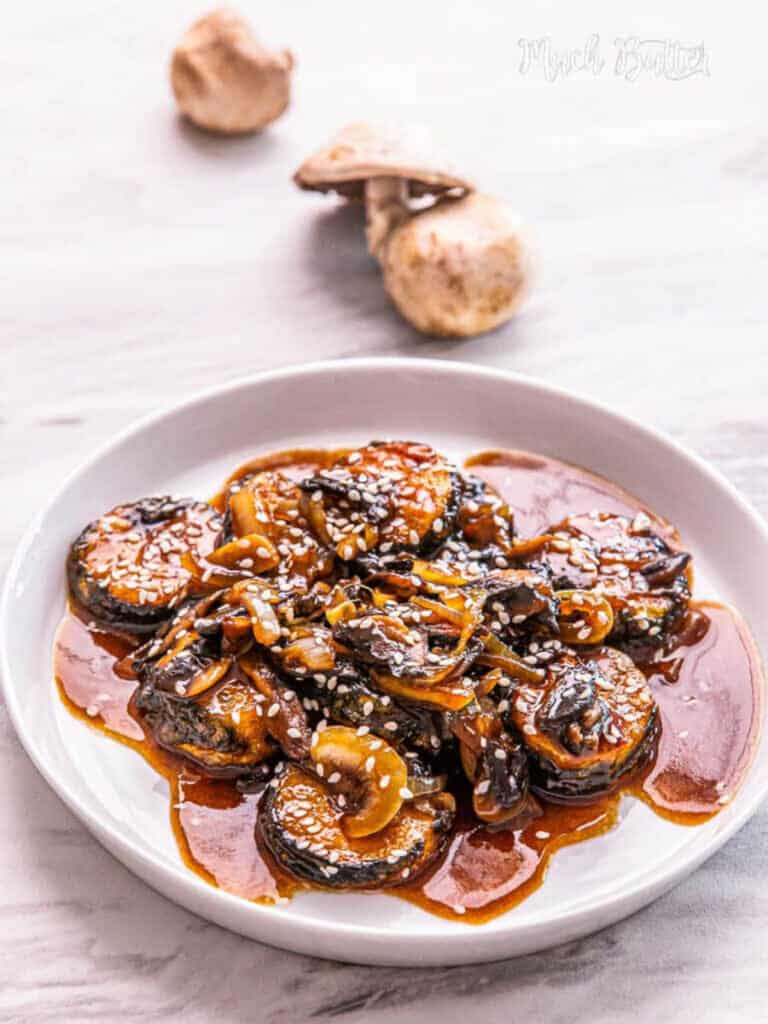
[{"x1": 54, "y1": 448, "x2": 765, "y2": 923}]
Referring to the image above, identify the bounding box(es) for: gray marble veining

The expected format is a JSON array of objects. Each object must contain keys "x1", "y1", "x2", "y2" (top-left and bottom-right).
[{"x1": 2, "y1": 0, "x2": 767, "y2": 1020}]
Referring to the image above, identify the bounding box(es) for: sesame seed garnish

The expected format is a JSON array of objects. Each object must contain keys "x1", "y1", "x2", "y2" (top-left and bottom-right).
[
  {"x1": 379, "y1": 775, "x2": 391, "y2": 789},
  {"x1": 364, "y1": 756, "x2": 375, "y2": 773}
]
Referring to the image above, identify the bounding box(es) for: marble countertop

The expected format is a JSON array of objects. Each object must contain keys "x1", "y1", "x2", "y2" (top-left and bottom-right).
[{"x1": 2, "y1": 1, "x2": 767, "y2": 1020}]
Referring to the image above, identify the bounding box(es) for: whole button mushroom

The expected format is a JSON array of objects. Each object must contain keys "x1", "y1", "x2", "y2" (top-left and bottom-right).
[
  {"x1": 171, "y1": 9, "x2": 294, "y2": 135},
  {"x1": 294, "y1": 122, "x2": 530, "y2": 338},
  {"x1": 380, "y1": 193, "x2": 529, "y2": 338}
]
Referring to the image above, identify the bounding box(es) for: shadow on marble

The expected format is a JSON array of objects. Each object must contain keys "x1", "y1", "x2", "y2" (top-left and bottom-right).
[{"x1": 172, "y1": 114, "x2": 284, "y2": 165}]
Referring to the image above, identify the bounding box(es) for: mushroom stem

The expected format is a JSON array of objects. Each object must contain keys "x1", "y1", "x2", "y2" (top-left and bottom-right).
[{"x1": 364, "y1": 177, "x2": 411, "y2": 259}]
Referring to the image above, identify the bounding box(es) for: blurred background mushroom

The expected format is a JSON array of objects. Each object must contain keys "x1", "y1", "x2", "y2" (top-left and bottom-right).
[
  {"x1": 294, "y1": 122, "x2": 531, "y2": 338},
  {"x1": 170, "y1": 8, "x2": 294, "y2": 135}
]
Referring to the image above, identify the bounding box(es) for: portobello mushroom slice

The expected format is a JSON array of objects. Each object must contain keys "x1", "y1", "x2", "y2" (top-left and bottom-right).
[
  {"x1": 299, "y1": 441, "x2": 460, "y2": 560},
  {"x1": 510, "y1": 647, "x2": 659, "y2": 801},
  {"x1": 67, "y1": 497, "x2": 223, "y2": 633},
  {"x1": 260, "y1": 763, "x2": 454, "y2": 888},
  {"x1": 540, "y1": 511, "x2": 691, "y2": 655}
]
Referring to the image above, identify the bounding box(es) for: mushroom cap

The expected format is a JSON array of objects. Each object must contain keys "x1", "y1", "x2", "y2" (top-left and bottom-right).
[
  {"x1": 170, "y1": 8, "x2": 293, "y2": 135},
  {"x1": 293, "y1": 122, "x2": 473, "y2": 200},
  {"x1": 380, "y1": 193, "x2": 531, "y2": 339}
]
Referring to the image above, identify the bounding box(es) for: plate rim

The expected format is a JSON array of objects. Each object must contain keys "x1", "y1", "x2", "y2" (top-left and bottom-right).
[{"x1": 2, "y1": 356, "x2": 767, "y2": 960}]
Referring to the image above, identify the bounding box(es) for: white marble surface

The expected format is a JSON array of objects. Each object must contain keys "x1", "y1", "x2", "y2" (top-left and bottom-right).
[{"x1": 2, "y1": 1, "x2": 767, "y2": 1020}]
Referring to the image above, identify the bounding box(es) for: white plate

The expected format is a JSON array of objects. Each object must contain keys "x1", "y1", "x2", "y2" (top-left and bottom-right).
[{"x1": 2, "y1": 358, "x2": 767, "y2": 966}]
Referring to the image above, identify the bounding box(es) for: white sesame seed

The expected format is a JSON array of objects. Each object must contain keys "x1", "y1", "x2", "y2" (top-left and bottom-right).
[
  {"x1": 379, "y1": 775, "x2": 391, "y2": 789},
  {"x1": 364, "y1": 756, "x2": 375, "y2": 773},
  {"x1": 476, "y1": 779, "x2": 490, "y2": 795}
]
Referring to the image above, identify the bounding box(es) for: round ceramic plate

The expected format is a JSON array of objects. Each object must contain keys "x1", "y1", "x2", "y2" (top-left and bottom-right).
[{"x1": 2, "y1": 358, "x2": 767, "y2": 966}]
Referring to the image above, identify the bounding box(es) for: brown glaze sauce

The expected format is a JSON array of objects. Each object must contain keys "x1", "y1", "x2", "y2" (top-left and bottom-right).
[{"x1": 54, "y1": 448, "x2": 765, "y2": 923}]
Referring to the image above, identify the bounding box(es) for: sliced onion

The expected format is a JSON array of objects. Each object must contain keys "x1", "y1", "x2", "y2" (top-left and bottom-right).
[{"x1": 478, "y1": 634, "x2": 545, "y2": 684}]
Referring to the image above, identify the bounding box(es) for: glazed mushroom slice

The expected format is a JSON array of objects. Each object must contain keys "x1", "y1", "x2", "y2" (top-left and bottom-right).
[
  {"x1": 295, "y1": 123, "x2": 529, "y2": 338},
  {"x1": 259, "y1": 764, "x2": 455, "y2": 888},
  {"x1": 239, "y1": 652, "x2": 313, "y2": 761},
  {"x1": 137, "y1": 627, "x2": 232, "y2": 698},
  {"x1": 67, "y1": 497, "x2": 223, "y2": 633},
  {"x1": 274, "y1": 623, "x2": 443, "y2": 751},
  {"x1": 223, "y1": 469, "x2": 335, "y2": 595},
  {"x1": 450, "y1": 699, "x2": 530, "y2": 825},
  {"x1": 170, "y1": 9, "x2": 293, "y2": 134},
  {"x1": 300, "y1": 441, "x2": 460, "y2": 559},
  {"x1": 416, "y1": 475, "x2": 519, "y2": 584},
  {"x1": 540, "y1": 511, "x2": 691, "y2": 655},
  {"x1": 135, "y1": 674, "x2": 275, "y2": 776},
  {"x1": 510, "y1": 647, "x2": 659, "y2": 801}
]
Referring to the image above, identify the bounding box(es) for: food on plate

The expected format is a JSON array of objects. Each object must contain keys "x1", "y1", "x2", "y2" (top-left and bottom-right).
[
  {"x1": 170, "y1": 9, "x2": 293, "y2": 134},
  {"x1": 67, "y1": 497, "x2": 222, "y2": 633},
  {"x1": 294, "y1": 123, "x2": 530, "y2": 338},
  {"x1": 55, "y1": 442, "x2": 764, "y2": 922}
]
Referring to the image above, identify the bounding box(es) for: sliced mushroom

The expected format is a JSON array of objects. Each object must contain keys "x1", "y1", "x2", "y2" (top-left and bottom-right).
[
  {"x1": 556, "y1": 589, "x2": 615, "y2": 645},
  {"x1": 540, "y1": 512, "x2": 691, "y2": 656},
  {"x1": 67, "y1": 497, "x2": 223, "y2": 633},
  {"x1": 137, "y1": 628, "x2": 231, "y2": 698},
  {"x1": 239, "y1": 652, "x2": 312, "y2": 761},
  {"x1": 310, "y1": 725, "x2": 408, "y2": 837},
  {"x1": 260, "y1": 763, "x2": 454, "y2": 888},
  {"x1": 294, "y1": 123, "x2": 530, "y2": 338},
  {"x1": 510, "y1": 647, "x2": 659, "y2": 800},
  {"x1": 170, "y1": 9, "x2": 293, "y2": 135},
  {"x1": 450, "y1": 701, "x2": 530, "y2": 825},
  {"x1": 225, "y1": 470, "x2": 335, "y2": 596},
  {"x1": 300, "y1": 441, "x2": 459, "y2": 559},
  {"x1": 135, "y1": 674, "x2": 275, "y2": 776}
]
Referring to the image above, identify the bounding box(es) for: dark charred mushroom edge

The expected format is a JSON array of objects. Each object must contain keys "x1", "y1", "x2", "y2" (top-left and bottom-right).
[{"x1": 55, "y1": 441, "x2": 764, "y2": 922}]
